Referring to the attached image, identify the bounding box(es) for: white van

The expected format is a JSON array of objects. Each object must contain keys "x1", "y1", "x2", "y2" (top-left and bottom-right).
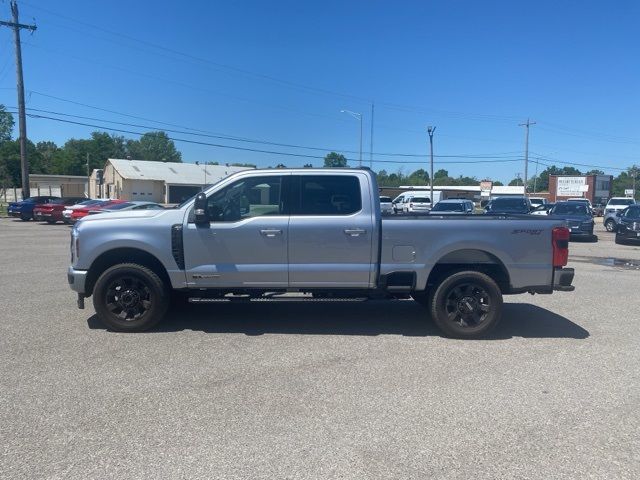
[{"x1": 392, "y1": 190, "x2": 441, "y2": 213}]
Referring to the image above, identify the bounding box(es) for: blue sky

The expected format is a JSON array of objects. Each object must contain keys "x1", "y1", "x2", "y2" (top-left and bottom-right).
[{"x1": 0, "y1": 0, "x2": 638, "y2": 182}]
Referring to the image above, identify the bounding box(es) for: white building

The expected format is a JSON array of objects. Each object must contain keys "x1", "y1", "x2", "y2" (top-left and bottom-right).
[{"x1": 91, "y1": 159, "x2": 253, "y2": 203}]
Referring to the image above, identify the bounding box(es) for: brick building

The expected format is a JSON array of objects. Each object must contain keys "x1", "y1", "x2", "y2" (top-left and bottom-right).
[{"x1": 548, "y1": 174, "x2": 613, "y2": 204}]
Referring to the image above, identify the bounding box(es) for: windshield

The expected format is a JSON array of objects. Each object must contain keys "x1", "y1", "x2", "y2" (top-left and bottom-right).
[
  {"x1": 624, "y1": 207, "x2": 640, "y2": 219},
  {"x1": 609, "y1": 198, "x2": 635, "y2": 206},
  {"x1": 553, "y1": 203, "x2": 588, "y2": 215},
  {"x1": 489, "y1": 198, "x2": 528, "y2": 211},
  {"x1": 432, "y1": 202, "x2": 464, "y2": 212}
]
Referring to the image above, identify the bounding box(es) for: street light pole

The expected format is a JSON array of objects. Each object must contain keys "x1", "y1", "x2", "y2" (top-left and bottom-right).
[
  {"x1": 427, "y1": 126, "x2": 436, "y2": 207},
  {"x1": 341, "y1": 109, "x2": 363, "y2": 166},
  {"x1": 518, "y1": 118, "x2": 536, "y2": 195}
]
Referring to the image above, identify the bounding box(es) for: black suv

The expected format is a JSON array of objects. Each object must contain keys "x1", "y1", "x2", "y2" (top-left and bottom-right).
[
  {"x1": 484, "y1": 196, "x2": 531, "y2": 214},
  {"x1": 615, "y1": 205, "x2": 640, "y2": 244}
]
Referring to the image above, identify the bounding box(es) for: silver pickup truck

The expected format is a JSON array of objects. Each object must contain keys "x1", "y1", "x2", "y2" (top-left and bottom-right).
[{"x1": 68, "y1": 168, "x2": 574, "y2": 338}]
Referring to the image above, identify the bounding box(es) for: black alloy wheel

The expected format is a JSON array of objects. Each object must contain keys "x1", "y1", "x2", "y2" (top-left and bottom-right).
[
  {"x1": 429, "y1": 271, "x2": 502, "y2": 338},
  {"x1": 93, "y1": 263, "x2": 168, "y2": 332}
]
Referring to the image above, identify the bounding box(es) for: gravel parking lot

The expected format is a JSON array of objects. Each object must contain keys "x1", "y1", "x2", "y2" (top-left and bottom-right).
[{"x1": 1, "y1": 217, "x2": 639, "y2": 479}]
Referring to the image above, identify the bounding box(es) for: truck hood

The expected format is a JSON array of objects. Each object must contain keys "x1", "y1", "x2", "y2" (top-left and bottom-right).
[{"x1": 78, "y1": 209, "x2": 168, "y2": 223}]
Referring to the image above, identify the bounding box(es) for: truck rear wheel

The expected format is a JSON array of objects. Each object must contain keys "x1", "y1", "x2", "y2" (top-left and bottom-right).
[
  {"x1": 429, "y1": 270, "x2": 502, "y2": 339},
  {"x1": 93, "y1": 263, "x2": 169, "y2": 332}
]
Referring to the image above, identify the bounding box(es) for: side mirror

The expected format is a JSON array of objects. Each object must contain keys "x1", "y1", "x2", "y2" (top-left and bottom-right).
[{"x1": 194, "y1": 192, "x2": 209, "y2": 224}]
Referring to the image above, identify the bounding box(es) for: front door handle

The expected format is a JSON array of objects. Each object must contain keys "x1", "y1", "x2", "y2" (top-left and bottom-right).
[
  {"x1": 260, "y1": 229, "x2": 283, "y2": 237},
  {"x1": 344, "y1": 228, "x2": 367, "y2": 237}
]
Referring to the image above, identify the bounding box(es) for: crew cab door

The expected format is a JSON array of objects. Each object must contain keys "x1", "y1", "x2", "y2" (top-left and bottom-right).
[
  {"x1": 182, "y1": 173, "x2": 289, "y2": 288},
  {"x1": 288, "y1": 173, "x2": 375, "y2": 288}
]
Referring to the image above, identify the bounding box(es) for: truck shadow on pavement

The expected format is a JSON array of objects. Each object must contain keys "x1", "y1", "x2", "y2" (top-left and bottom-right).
[{"x1": 88, "y1": 300, "x2": 589, "y2": 339}]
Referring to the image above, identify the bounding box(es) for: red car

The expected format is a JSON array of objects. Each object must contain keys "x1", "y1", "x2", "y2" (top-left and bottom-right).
[
  {"x1": 70, "y1": 199, "x2": 126, "y2": 222},
  {"x1": 33, "y1": 197, "x2": 88, "y2": 224}
]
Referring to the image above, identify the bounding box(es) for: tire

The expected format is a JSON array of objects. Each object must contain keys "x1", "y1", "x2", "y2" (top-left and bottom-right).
[
  {"x1": 615, "y1": 235, "x2": 624, "y2": 245},
  {"x1": 46, "y1": 219, "x2": 56, "y2": 224},
  {"x1": 429, "y1": 270, "x2": 503, "y2": 339},
  {"x1": 604, "y1": 219, "x2": 616, "y2": 232},
  {"x1": 20, "y1": 213, "x2": 31, "y2": 221},
  {"x1": 92, "y1": 263, "x2": 169, "y2": 332}
]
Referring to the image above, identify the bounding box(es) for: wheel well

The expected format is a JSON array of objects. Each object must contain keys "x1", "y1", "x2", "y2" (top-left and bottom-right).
[
  {"x1": 425, "y1": 250, "x2": 510, "y2": 293},
  {"x1": 85, "y1": 248, "x2": 170, "y2": 296}
]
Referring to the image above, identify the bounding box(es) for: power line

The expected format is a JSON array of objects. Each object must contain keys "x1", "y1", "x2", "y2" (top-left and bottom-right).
[
  {"x1": 23, "y1": 112, "x2": 530, "y2": 166},
  {"x1": 7, "y1": 105, "x2": 524, "y2": 159},
  {"x1": 529, "y1": 153, "x2": 627, "y2": 172}
]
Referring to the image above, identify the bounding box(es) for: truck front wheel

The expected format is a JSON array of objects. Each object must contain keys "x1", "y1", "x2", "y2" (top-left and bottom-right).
[
  {"x1": 429, "y1": 271, "x2": 502, "y2": 339},
  {"x1": 93, "y1": 263, "x2": 169, "y2": 332}
]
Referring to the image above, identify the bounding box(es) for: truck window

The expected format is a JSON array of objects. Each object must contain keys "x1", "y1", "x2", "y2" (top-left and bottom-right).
[
  {"x1": 292, "y1": 175, "x2": 362, "y2": 215},
  {"x1": 205, "y1": 176, "x2": 283, "y2": 222}
]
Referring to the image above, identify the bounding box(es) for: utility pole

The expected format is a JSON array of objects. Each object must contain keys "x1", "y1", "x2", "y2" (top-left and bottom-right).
[
  {"x1": 0, "y1": 1, "x2": 37, "y2": 199},
  {"x1": 427, "y1": 126, "x2": 436, "y2": 206},
  {"x1": 518, "y1": 118, "x2": 535, "y2": 196},
  {"x1": 86, "y1": 153, "x2": 90, "y2": 197},
  {"x1": 369, "y1": 102, "x2": 374, "y2": 169}
]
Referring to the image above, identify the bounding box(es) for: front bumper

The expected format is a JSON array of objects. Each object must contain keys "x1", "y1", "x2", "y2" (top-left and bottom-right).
[
  {"x1": 67, "y1": 266, "x2": 88, "y2": 294},
  {"x1": 553, "y1": 267, "x2": 575, "y2": 292},
  {"x1": 617, "y1": 229, "x2": 640, "y2": 242}
]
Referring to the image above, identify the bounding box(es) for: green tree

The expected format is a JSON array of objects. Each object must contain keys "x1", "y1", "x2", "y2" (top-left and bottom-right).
[
  {"x1": 406, "y1": 168, "x2": 430, "y2": 186},
  {"x1": 127, "y1": 131, "x2": 182, "y2": 163},
  {"x1": 433, "y1": 169, "x2": 449, "y2": 180},
  {"x1": 0, "y1": 105, "x2": 14, "y2": 142},
  {"x1": 493, "y1": 181, "x2": 504, "y2": 186},
  {"x1": 0, "y1": 139, "x2": 41, "y2": 185},
  {"x1": 323, "y1": 152, "x2": 348, "y2": 168},
  {"x1": 508, "y1": 177, "x2": 522, "y2": 186}
]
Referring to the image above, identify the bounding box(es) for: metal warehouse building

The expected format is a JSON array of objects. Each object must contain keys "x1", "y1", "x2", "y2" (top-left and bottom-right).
[{"x1": 91, "y1": 159, "x2": 252, "y2": 204}]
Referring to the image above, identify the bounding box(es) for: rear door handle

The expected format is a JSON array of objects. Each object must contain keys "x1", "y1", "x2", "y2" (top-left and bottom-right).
[
  {"x1": 260, "y1": 229, "x2": 283, "y2": 237},
  {"x1": 344, "y1": 228, "x2": 367, "y2": 237}
]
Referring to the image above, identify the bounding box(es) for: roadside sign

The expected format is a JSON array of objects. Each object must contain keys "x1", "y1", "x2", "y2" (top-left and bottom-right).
[{"x1": 625, "y1": 189, "x2": 634, "y2": 196}]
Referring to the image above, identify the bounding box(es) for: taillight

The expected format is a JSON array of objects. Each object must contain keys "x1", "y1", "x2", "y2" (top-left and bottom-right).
[{"x1": 552, "y1": 226, "x2": 570, "y2": 267}]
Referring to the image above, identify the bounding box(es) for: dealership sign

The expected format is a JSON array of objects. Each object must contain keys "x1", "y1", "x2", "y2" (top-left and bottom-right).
[{"x1": 557, "y1": 176, "x2": 587, "y2": 197}]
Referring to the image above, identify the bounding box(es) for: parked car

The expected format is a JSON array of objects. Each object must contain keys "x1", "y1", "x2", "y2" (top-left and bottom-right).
[
  {"x1": 604, "y1": 197, "x2": 635, "y2": 216},
  {"x1": 403, "y1": 196, "x2": 431, "y2": 213},
  {"x1": 531, "y1": 202, "x2": 555, "y2": 216},
  {"x1": 484, "y1": 196, "x2": 532, "y2": 214},
  {"x1": 614, "y1": 205, "x2": 640, "y2": 244},
  {"x1": 567, "y1": 198, "x2": 594, "y2": 215},
  {"x1": 7, "y1": 196, "x2": 60, "y2": 221},
  {"x1": 70, "y1": 199, "x2": 126, "y2": 222},
  {"x1": 63, "y1": 199, "x2": 111, "y2": 224},
  {"x1": 33, "y1": 197, "x2": 88, "y2": 223},
  {"x1": 428, "y1": 199, "x2": 474, "y2": 214},
  {"x1": 529, "y1": 197, "x2": 548, "y2": 209},
  {"x1": 68, "y1": 167, "x2": 575, "y2": 338},
  {"x1": 548, "y1": 201, "x2": 595, "y2": 240},
  {"x1": 379, "y1": 196, "x2": 393, "y2": 215},
  {"x1": 392, "y1": 191, "x2": 435, "y2": 213},
  {"x1": 87, "y1": 201, "x2": 165, "y2": 215}
]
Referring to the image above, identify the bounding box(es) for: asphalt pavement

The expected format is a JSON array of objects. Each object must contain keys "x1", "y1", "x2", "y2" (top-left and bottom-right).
[{"x1": 0, "y1": 217, "x2": 639, "y2": 479}]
